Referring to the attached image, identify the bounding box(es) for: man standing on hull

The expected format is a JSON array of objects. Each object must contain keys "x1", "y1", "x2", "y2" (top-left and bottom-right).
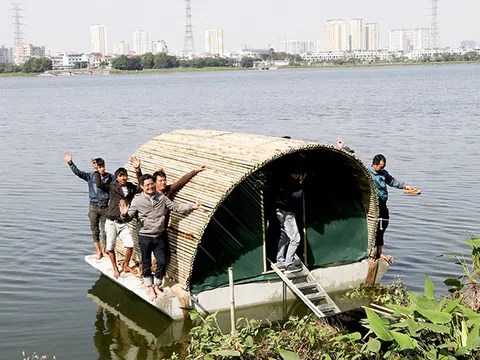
[
  {"x1": 119, "y1": 174, "x2": 201, "y2": 300},
  {"x1": 93, "y1": 160, "x2": 140, "y2": 279},
  {"x1": 369, "y1": 154, "x2": 414, "y2": 262},
  {"x1": 64, "y1": 152, "x2": 114, "y2": 259}
]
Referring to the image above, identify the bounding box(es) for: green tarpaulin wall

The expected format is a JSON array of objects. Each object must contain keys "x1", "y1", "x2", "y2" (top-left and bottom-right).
[{"x1": 190, "y1": 149, "x2": 369, "y2": 293}]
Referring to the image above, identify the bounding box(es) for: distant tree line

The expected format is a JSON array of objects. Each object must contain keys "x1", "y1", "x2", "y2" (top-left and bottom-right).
[
  {"x1": 418, "y1": 51, "x2": 480, "y2": 62},
  {"x1": 240, "y1": 51, "x2": 304, "y2": 68},
  {"x1": 0, "y1": 57, "x2": 52, "y2": 74},
  {"x1": 111, "y1": 53, "x2": 241, "y2": 70}
]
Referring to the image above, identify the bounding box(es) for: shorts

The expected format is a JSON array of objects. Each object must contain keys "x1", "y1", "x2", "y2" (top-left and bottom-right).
[{"x1": 105, "y1": 218, "x2": 134, "y2": 251}]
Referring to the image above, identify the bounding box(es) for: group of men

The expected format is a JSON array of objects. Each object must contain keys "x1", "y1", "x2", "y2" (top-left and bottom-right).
[
  {"x1": 65, "y1": 147, "x2": 413, "y2": 300},
  {"x1": 64, "y1": 152, "x2": 204, "y2": 300}
]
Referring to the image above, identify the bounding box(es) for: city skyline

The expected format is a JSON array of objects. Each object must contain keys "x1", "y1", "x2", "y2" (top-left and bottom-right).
[{"x1": 1, "y1": 0, "x2": 479, "y2": 54}]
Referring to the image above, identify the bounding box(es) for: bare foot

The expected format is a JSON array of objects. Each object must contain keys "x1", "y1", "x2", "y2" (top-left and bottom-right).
[
  {"x1": 380, "y1": 253, "x2": 393, "y2": 264},
  {"x1": 96, "y1": 251, "x2": 103, "y2": 260},
  {"x1": 154, "y1": 286, "x2": 167, "y2": 298},
  {"x1": 113, "y1": 269, "x2": 120, "y2": 279},
  {"x1": 147, "y1": 286, "x2": 156, "y2": 301},
  {"x1": 123, "y1": 266, "x2": 139, "y2": 276}
]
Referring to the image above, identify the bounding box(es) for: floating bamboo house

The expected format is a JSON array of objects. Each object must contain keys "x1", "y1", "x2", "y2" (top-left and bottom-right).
[{"x1": 86, "y1": 129, "x2": 387, "y2": 319}]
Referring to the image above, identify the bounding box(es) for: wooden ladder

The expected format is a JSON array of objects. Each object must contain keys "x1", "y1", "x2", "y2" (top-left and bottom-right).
[{"x1": 271, "y1": 255, "x2": 341, "y2": 318}]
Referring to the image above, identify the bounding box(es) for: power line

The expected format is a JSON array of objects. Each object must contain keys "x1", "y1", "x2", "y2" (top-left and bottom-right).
[{"x1": 183, "y1": 0, "x2": 195, "y2": 58}]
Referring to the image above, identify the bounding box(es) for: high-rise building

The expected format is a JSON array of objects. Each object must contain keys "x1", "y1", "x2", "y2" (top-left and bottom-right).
[
  {"x1": 414, "y1": 28, "x2": 432, "y2": 50},
  {"x1": 324, "y1": 20, "x2": 347, "y2": 52},
  {"x1": 460, "y1": 40, "x2": 477, "y2": 49},
  {"x1": 153, "y1": 40, "x2": 169, "y2": 54},
  {"x1": 0, "y1": 45, "x2": 13, "y2": 63},
  {"x1": 13, "y1": 44, "x2": 45, "y2": 64},
  {"x1": 113, "y1": 41, "x2": 130, "y2": 55},
  {"x1": 90, "y1": 25, "x2": 108, "y2": 55},
  {"x1": 133, "y1": 30, "x2": 152, "y2": 55},
  {"x1": 389, "y1": 29, "x2": 414, "y2": 52},
  {"x1": 281, "y1": 40, "x2": 317, "y2": 55},
  {"x1": 365, "y1": 23, "x2": 380, "y2": 50},
  {"x1": 349, "y1": 19, "x2": 366, "y2": 51},
  {"x1": 390, "y1": 28, "x2": 431, "y2": 52},
  {"x1": 205, "y1": 29, "x2": 224, "y2": 55}
]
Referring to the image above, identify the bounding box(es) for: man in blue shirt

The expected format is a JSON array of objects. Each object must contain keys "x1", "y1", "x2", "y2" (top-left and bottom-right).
[
  {"x1": 369, "y1": 154, "x2": 414, "y2": 263},
  {"x1": 64, "y1": 152, "x2": 115, "y2": 259}
]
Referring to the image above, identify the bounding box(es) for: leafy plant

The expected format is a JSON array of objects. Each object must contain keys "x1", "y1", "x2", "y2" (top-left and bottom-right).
[
  {"x1": 363, "y1": 275, "x2": 480, "y2": 359},
  {"x1": 346, "y1": 275, "x2": 410, "y2": 306},
  {"x1": 443, "y1": 237, "x2": 480, "y2": 311}
]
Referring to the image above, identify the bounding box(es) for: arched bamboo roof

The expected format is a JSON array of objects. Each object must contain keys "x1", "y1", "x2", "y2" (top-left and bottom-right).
[{"x1": 124, "y1": 129, "x2": 379, "y2": 290}]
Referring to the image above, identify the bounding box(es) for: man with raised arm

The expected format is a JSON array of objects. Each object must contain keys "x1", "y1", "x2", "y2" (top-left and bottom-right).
[
  {"x1": 130, "y1": 156, "x2": 205, "y2": 199},
  {"x1": 119, "y1": 174, "x2": 201, "y2": 300},
  {"x1": 63, "y1": 152, "x2": 114, "y2": 259},
  {"x1": 130, "y1": 156, "x2": 205, "y2": 265},
  {"x1": 93, "y1": 159, "x2": 140, "y2": 279},
  {"x1": 369, "y1": 154, "x2": 415, "y2": 262}
]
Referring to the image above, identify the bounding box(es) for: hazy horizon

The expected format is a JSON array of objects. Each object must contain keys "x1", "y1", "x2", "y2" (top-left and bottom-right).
[{"x1": 1, "y1": 0, "x2": 478, "y2": 54}]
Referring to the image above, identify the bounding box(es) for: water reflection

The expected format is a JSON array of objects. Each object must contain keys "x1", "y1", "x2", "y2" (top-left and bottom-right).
[
  {"x1": 87, "y1": 275, "x2": 368, "y2": 359},
  {"x1": 88, "y1": 276, "x2": 191, "y2": 359}
]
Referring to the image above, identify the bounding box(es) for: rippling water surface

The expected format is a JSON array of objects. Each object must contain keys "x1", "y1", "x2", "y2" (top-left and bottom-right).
[{"x1": 1, "y1": 65, "x2": 480, "y2": 359}]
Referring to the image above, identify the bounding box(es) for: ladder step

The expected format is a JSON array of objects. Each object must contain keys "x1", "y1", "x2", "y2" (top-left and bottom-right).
[
  {"x1": 285, "y1": 269, "x2": 309, "y2": 279},
  {"x1": 306, "y1": 292, "x2": 326, "y2": 302},
  {"x1": 296, "y1": 282, "x2": 318, "y2": 291},
  {"x1": 318, "y1": 304, "x2": 337, "y2": 314}
]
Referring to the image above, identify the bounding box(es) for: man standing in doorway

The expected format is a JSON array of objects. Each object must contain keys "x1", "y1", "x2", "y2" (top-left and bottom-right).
[
  {"x1": 275, "y1": 172, "x2": 305, "y2": 273},
  {"x1": 64, "y1": 152, "x2": 114, "y2": 259},
  {"x1": 93, "y1": 160, "x2": 140, "y2": 279},
  {"x1": 119, "y1": 174, "x2": 201, "y2": 300},
  {"x1": 369, "y1": 154, "x2": 414, "y2": 262}
]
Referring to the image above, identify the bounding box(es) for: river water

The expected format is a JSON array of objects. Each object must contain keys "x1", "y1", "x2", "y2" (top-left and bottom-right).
[{"x1": 1, "y1": 64, "x2": 479, "y2": 359}]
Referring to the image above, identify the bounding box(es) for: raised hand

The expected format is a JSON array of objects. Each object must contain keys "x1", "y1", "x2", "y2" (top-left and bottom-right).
[
  {"x1": 90, "y1": 158, "x2": 99, "y2": 171},
  {"x1": 63, "y1": 152, "x2": 72, "y2": 164},
  {"x1": 195, "y1": 165, "x2": 206, "y2": 173},
  {"x1": 119, "y1": 199, "x2": 128, "y2": 215},
  {"x1": 130, "y1": 156, "x2": 141, "y2": 170},
  {"x1": 192, "y1": 201, "x2": 202, "y2": 210}
]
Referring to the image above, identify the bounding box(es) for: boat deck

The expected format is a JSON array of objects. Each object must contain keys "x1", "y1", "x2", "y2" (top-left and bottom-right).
[{"x1": 85, "y1": 255, "x2": 188, "y2": 320}]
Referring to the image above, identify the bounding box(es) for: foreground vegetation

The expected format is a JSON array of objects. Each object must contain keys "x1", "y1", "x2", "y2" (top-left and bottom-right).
[{"x1": 169, "y1": 238, "x2": 480, "y2": 359}]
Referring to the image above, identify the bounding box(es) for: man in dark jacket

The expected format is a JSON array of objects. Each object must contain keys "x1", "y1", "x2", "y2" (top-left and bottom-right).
[
  {"x1": 64, "y1": 152, "x2": 114, "y2": 259},
  {"x1": 93, "y1": 159, "x2": 140, "y2": 279}
]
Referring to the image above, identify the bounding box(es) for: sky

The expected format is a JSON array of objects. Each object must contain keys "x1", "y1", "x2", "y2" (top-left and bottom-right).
[{"x1": 0, "y1": 0, "x2": 479, "y2": 55}]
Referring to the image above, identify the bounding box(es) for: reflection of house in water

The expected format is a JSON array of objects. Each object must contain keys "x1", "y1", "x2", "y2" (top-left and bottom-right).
[{"x1": 88, "y1": 276, "x2": 190, "y2": 359}]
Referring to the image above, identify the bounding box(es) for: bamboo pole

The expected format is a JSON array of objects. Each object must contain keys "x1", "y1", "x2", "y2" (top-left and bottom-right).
[{"x1": 229, "y1": 267, "x2": 236, "y2": 334}]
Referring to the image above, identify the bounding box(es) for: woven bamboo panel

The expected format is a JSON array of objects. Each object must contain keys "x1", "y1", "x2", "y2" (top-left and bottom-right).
[{"x1": 115, "y1": 130, "x2": 379, "y2": 290}]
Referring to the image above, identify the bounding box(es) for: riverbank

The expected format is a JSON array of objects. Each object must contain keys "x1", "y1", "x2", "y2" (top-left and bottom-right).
[
  {"x1": 280, "y1": 60, "x2": 480, "y2": 70},
  {"x1": 109, "y1": 61, "x2": 480, "y2": 76},
  {"x1": 110, "y1": 66, "x2": 247, "y2": 75},
  {"x1": 0, "y1": 72, "x2": 39, "y2": 78},
  {"x1": 2, "y1": 60, "x2": 480, "y2": 78}
]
